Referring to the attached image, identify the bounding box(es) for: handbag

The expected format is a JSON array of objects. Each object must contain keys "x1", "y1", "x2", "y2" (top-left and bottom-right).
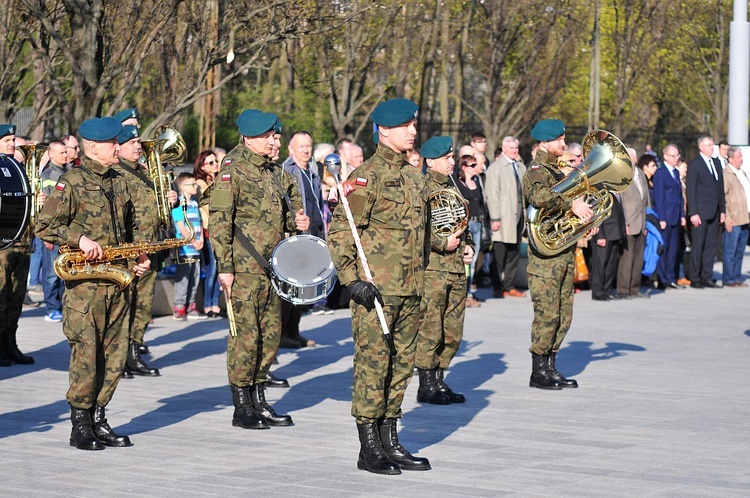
[
  {"x1": 573, "y1": 247, "x2": 589, "y2": 283},
  {"x1": 479, "y1": 216, "x2": 493, "y2": 252}
]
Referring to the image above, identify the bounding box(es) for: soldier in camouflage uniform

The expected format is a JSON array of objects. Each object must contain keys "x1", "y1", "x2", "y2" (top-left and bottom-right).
[
  {"x1": 36, "y1": 117, "x2": 151, "y2": 450},
  {"x1": 209, "y1": 109, "x2": 308, "y2": 430},
  {"x1": 328, "y1": 98, "x2": 431, "y2": 475},
  {"x1": 0, "y1": 124, "x2": 35, "y2": 367},
  {"x1": 415, "y1": 136, "x2": 474, "y2": 405},
  {"x1": 522, "y1": 119, "x2": 593, "y2": 390},
  {"x1": 113, "y1": 124, "x2": 177, "y2": 378}
]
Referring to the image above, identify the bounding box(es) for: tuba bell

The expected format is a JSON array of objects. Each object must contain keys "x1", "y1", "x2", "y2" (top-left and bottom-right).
[
  {"x1": 140, "y1": 126, "x2": 186, "y2": 229},
  {"x1": 526, "y1": 130, "x2": 633, "y2": 257},
  {"x1": 18, "y1": 143, "x2": 48, "y2": 232}
]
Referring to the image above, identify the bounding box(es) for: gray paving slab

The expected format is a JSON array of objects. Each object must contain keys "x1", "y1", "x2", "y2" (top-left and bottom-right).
[{"x1": 2, "y1": 256, "x2": 749, "y2": 497}]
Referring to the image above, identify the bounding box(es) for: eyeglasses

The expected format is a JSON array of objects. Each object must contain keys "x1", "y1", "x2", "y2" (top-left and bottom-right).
[
  {"x1": 204, "y1": 160, "x2": 216, "y2": 165},
  {"x1": 665, "y1": 153, "x2": 680, "y2": 157},
  {"x1": 464, "y1": 163, "x2": 478, "y2": 168}
]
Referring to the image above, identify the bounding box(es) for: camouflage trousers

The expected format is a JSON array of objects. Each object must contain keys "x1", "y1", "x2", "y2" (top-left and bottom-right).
[
  {"x1": 62, "y1": 281, "x2": 130, "y2": 409},
  {"x1": 416, "y1": 270, "x2": 466, "y2": 370},
  {"x1": 0, "y1": 247, "x2": 30, "y2": 331},
  {"x1": 351, "y1": 295, "x2": 420, "y2": 424},
  {"x1": 124, "y1": 269, "x2": 156, "y2": 344},
  {"x1": 527, "y1": 250, "x2": 575, "y2": 355},
  {"x1": 226, "y1": 272, "x2": 280, "y2": 387}
]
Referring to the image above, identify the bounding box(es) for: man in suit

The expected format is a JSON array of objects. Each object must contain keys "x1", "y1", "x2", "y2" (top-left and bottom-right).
[
  {"x1": 590, "y1": 193, "x2": 625, "y2": 300},
  {"x1": 486, "y1": 136, "x2": 527, "y2": 298},
  {"x1": 652, "y1": 144, "x2": 686, "y2": 289},
  {"x1": 686, "y1": 136, "x2": 725, "y2": 288},
  {"x1": 616, "y1": 147, "x2": 650, "y2": 299}
]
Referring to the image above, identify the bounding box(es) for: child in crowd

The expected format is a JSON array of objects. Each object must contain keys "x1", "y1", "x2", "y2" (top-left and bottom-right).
[{"x1": 172, "y1": 173, "x2": 206, "y2": 320}]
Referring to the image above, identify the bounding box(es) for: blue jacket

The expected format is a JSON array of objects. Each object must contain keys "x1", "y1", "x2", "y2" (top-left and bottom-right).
[{"x1": 642, "y1": 207, "x2": 664, "y2": 277}]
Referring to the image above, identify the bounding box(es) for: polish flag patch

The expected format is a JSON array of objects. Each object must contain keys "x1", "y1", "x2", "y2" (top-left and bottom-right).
[
  {"x1": 355, "y1": 177, "x2": 368, "y2": 187},
  {"x1": 221, "y1": 173, "x2": 231, "y2": 181},
  {"x1": 55, "y1": 182, "x2": 66, "y2": 191}
]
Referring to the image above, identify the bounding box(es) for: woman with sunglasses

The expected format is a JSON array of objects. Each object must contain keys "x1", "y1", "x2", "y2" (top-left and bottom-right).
[
  {"x1": 193, "y1": 150, "x2": 223, "y2": 318},
  {"x1": 454, "y1": 155, "x2": 487, "y2": 307}
]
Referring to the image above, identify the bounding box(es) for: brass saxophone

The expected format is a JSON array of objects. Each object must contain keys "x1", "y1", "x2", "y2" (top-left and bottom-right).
[{"x1": 18, "y1": 143, "x2": 48, "y2": 232}]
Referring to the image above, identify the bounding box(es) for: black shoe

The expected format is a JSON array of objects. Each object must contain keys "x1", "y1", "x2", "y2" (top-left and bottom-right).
[
  {"x1": 379, "y1": 418, "x2": 431, "y2": 471},
  {"x1": 138, "y1": 343, "x2": 150, "y2": 355},
  {"x1": 126, "y1": 341, "x2": 160, "y2": 376},
  {"x1": 529, "y1": 353, "x2": 562, "y2": 390},
  {"x1": 230, "y1": 386, "x2": 269, "y2": 430},
  {"x1": 690, "y1": 282, "x2": 705, "y2": 289},
  {"x1": 416, "y1": 368, "x2": 450, "y2": 404},
  {"x1": 251, "y1": 384, "x2": 293, "y2": 426},
  {"x1": 471, "y1": 293, "x2": 486, "y2": 303},
  {"x1": 547, "y1": 352, "x2": 578, "y2": 388},
  {"x1": 656, "y1": 281, "x2": 667, "y2": 290},
  {"x1": 669, "y1": 281, "x2": 684, "y2": 289},
  {"x1": 5, "y1": 328, "x2": 34, "y2": 364},
  {"x1": 121, "y1": 367, "x2": 134, "y2": 379},
  {"x1": 703, "y1": 280, "x2": 719, "y2": 288},
  {"x1": 435, "y1": 368, "x2": 466, "y2": 403},
  {"x1": 592, "y1": 295, "x2": 613, "y2": 301},
  {"x1": 613, "y1": 293, "x2": 632, "y2": 300},
  {"x1": 357, "y1": 422, "x2": 401, "y2": 475},
  {"x1": 266, "y1": 371, "x2": 290, "y2": 388},
  {"x1": 0, "y1": 346, "x2": 10, "y2": 367},
  {"x1": 91, "y1": 406, "x2": 132, "y2": 447},
  {"x1": 69, "y1": 407, "x2": 105, "y2": 451}
]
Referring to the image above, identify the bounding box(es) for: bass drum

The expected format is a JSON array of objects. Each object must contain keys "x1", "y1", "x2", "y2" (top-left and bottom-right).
[
  {"x1": 270, "y1": 234, "x2": 337, "y2": 305},
  {"x1": 0, "y1": 154, "x2": 31, "y2": 250}
]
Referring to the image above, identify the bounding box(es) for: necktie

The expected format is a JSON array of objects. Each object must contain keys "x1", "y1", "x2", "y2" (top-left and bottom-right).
[
  {"x1": 706, "y1": 158, "x2": 717, "y2": 180},
  {"x1": 672, "y1": 167, "x2": 680, "y2": 184},
  {"x1": 511, "y1": 160, "x2": 522, "y2": 198}
]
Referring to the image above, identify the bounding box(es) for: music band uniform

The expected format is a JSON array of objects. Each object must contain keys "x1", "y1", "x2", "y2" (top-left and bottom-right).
[
  {"x1": 36, "y1": 117, "x2": 144, "y2": 449},
  {"x1": 415, "y1": 136, "x2": 472, "y2": 405},
  {"x1": 328, "y1": 98, "x2": 431, "y2": 474},
  {"x1": 209, "y1": 110, "x2": 303, "y2": 429},
  {"x1": 522, "y1": 119, "x2": 579, "y2": 390}
]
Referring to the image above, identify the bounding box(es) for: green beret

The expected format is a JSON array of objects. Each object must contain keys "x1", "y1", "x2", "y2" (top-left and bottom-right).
[
  {"x1": 117, "y1": 124, "x2": 140, "y2": 144},
  {"x1": 113, "y1": 108, "x2": 139, "y2": 123},
  {"x1": 79, "y1": 117, "x2": 123, "y2": 141},
  {"x1": 236, "y1": 109, "x2": 278, "y2": 137},
  {"x1": 421, "y1": 136, "x2": 454, "y2": 159},
  {"x1": 530, "y1": 119, "x2": 565, "y2": 141},
  {"x1": 0, "y1": 124, "x2": 16, "y2": 138},
  {"x1": 371, "y1": 98, "x2": 419, "y2": 127}
]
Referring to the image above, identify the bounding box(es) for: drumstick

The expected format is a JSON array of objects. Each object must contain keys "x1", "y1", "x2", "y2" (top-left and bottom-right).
[
  {"x1": 324, "y1": 154, "x2": 390, "y2": 337},
  {"x1": 226, "y1": 294, "x2": 238, "y2": 338}
]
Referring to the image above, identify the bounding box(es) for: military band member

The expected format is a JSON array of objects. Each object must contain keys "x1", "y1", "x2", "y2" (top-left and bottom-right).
[
  {"x1": 328, "y1": 98, "x2": 431, "y2": 475},
  {"x1": 0, "y1": 124, "x2": 35, "y2": 367},
  {"x1": 209, "y1": 110, "x2": 309, "y2": 430},
  {"x1": 522, "y1": 119, "x2": 593, "y2": 390},
  {"x1": 36, "y1": 117, "x2": 151, "y2": 450},
  {"x1": 415, "y1": 136, "x2": 473, "y2": 405},
  {"x1": 113, "y1": 108, "x2": 140, "y2": 128},
  {"x1": 113, "y1": 124, "x2": 177, "y2": 377}
]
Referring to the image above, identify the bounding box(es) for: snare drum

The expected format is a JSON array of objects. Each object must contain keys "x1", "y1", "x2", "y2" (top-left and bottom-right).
[
  {"x1": 270, "y1": 234, "x2": 337, "y2": 305},
  {"x1": 0, "y1": 154, "x2": 31, "y2": 250}
]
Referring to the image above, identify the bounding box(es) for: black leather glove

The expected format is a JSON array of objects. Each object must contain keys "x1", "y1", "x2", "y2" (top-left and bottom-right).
[{"x1": 347, "y1": 280, "x2": 384, "y2": 312}]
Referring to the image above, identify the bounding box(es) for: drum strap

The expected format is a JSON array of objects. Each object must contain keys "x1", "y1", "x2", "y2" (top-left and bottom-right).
[{"x1": 233, "y1": 228, "x2": 273, "y2": 278}]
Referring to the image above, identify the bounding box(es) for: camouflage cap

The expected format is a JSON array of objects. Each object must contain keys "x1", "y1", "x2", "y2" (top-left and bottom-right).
[
  {"x1": 420, "y1": 136, "x2": 454, "y2": 159},
  {"x1": 530, "y1": 119, "x2": 565, "y2": 141},
  {"x1": 79, "y1": 117, "x2": 123, "y2": 141},
  {"x1": 371, "y1": 98, "x2": 419, "y2": 127},
  {"x1": 0, "y1": 124, "x2": 16, "y2": 138},
  {"x1": 117, "y1": 124, "x2": 140, "y2": 144},
  {"x1": 236, "y1": 109, "x2": 278, "y2": 137},
  {"x1": 113, "y1": 108, "x2": 139, "y2": 123}
]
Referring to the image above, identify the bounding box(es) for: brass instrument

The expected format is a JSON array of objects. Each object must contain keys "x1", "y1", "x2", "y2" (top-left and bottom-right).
[
  {"x1": 140, "y1": 126, "x2": 187, "y2": 229},
  {"x1": 18, "y1": 143, "x2": 48, "y2": 232},
  {"x1": 429, "y1": 188, "x2": 469, "y2": 237},
  {"x1": 526, "y1": 130, "x2": 633, "y2": 256}
]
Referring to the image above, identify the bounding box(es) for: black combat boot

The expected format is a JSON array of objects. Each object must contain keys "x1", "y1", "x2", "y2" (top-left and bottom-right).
[
  {"x1": 547, "y1": 352, "x2": 578, "y2": 388},
  {"x1": 138, "y1": 342, "x2": 150, "y2": 355},
  {"x1": 266, "y1": 371, "x2": 290, "y2": 388},
  {"x1": 435, "y1": 368, "x2": 466, "y2": 403},
  {"x1": 379, "y1": 418, "x2": 431, "y2": 471},
  {"x1": 230, "y1": 385, "x2": 269, "y2": 430},
  {"x1": 126, "y1": 341, "x2": 160, "y2": 376},
  {"x1": 0, "y1": 330, "x2": 10, "y2": 367},
  {"x1": 91, "y1": 406, "x2": 132, "y2": 447},
  {"x1": 5, "y1": 327, "x2": 34, "y2": 364},
  {"x1": 251, "y1": 384, "x2": 293, "y2": 426},
  {"x1": 69, "y1": 407, "x2": 105, "y2": 450},
  {"x1": 529, "y1": 353, "x2": 562, "y2": 390},
  {"x1": 416, "y1": 368, "x2": 450, "y2": 404},
  {"x1": 356, "y1": 422, "x2": 401, "y2": 475}
]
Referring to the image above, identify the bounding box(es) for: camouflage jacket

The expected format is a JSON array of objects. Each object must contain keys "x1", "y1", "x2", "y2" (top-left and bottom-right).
[
  {"x1": 35, "y1": 156, "x2": 141, "y2": 248},
  {"x1": 425, "y1": 169, "x2": 473, "y2": 274},
  {"x1": 328, "y1": 144, "x2": 427, "y2": 296},
  {"x1": 208, "y1": 144, "x2": 302, "y2": 275},
  {"x1": 112, "y1": 159, "x2": 160, "y2": 240}
]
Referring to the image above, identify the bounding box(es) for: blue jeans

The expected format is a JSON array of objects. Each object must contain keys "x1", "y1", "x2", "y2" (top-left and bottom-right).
[
  {"x1": 41, "y1": 243, "x2": 63, "y2": 312},
  {"x1": 467, "y1": 220, "x2": 482, "y2": 288},
  {"x1": 28, "y1": 237, "x2": 44, "y2": 286},
  {"x1": 202, "y1": 238, "x2": 221, "y2": 309},
  {"x1": 722, "y1": 224, "x2": 749, "y2": 285}
]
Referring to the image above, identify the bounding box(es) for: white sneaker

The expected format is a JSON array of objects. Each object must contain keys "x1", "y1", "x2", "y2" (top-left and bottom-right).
[{"x1": 187, "y1": 310, "x2": 208, "y2": 320}]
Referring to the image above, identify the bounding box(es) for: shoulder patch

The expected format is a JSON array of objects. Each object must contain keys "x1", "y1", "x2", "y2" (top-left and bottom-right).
[
  {"x1": 530, "y1": 165, "x2": 540, "y2": 170},
  {"x1": 223, "y1": 158, "x2": 233, "y2": 167},
  {"x1": 55, "y1": 182, "x2": 66, "y2": 191},
  {"x1": 355, "y1": 177, "x2": 368, "y2": 187},
  {"x1": 221, "y1": 173, "x2": 231, "y2": 181}
]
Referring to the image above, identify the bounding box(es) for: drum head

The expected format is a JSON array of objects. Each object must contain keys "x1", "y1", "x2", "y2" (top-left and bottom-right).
[
  {"x1": 271, "y1": 235, "x2": 334, "y2": 285},
  {"x1": 0, "y1": 154, "x2": 31, "y2": 250}
]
